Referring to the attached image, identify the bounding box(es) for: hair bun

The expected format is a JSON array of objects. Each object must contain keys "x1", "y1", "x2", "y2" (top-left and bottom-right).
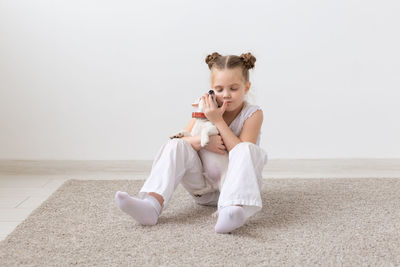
[
  {"x1": 240, "y1": 52, "x2": 256, "y2": 69},
  {"x1": 205, "y1": 52, "x2": 222, "y2": 69}
]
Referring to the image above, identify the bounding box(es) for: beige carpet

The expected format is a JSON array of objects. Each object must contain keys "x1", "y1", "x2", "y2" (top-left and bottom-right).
[{"x1": 1, "y1": 178, "x2": 400, "y2": 266}]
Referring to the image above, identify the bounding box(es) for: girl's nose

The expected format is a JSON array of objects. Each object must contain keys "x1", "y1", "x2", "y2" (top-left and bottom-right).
[{"x1": 223, "y1": 91, "x2": 231, "y2": 98}]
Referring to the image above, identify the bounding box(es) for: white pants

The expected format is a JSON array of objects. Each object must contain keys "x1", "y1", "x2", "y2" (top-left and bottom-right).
[{"x1": 139, "y1": 139, "x2": 268, "y2": 219}]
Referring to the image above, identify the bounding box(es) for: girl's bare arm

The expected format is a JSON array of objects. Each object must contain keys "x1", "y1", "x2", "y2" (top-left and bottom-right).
[
  {"x1": 181, "y1": 118, "x2": 201, "y2": 151},
  {"x1": 214, "y1": 110, "x2": 263, "y2": 152},
  {"x1": 181, "y1": 118, "x2": 227, "y2": 154}
]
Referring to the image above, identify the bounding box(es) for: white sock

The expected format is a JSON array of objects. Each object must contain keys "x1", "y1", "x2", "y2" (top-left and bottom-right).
[
  {"x1": 214, "y1": 205, "x2": 246, "y2": 233},
  {"x1": 115, "y1": 191, "x2": 162, "y2": 225}
]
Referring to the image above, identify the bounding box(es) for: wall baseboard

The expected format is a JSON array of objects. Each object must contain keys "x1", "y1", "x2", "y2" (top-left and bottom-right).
[
  {"x1": 0, "y1": 160, "x2": 152, "y2": 175},
  {"x1": 0, "y1": 159, "x2": 399, "y2": 178}
]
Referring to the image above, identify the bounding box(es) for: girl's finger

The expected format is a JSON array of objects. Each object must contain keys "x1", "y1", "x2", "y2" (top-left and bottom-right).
[
  {"x1": 206, "y1": 96, "x2": 211, "y2": 107},
  {"x1": 202, "y1": 96, "x2": 208, "y2": 107},
  {"x1": 208, "y1": 95, "x2": 216, "y2": 107},
  {"x1": 203, "y1": 97, "x2": 209, "y2": 108}
]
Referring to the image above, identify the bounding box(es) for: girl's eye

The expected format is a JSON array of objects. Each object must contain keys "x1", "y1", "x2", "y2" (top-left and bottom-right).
[
  {"x1": 216, "y1": 90, "x2": 223, "y2": 93},
  {"x1": 231, "y1": 88, "x2": 238, "y2": 91}
]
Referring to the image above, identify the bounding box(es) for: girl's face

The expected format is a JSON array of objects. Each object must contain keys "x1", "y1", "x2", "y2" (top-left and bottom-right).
[{"x1": 211, "y1": 67, "x2": 250, "y2": 113}]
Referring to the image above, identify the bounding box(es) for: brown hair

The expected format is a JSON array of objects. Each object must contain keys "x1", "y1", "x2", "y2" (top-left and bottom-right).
[{"x1": 205, "y1": 52, "x2": 256, "y2": 82}]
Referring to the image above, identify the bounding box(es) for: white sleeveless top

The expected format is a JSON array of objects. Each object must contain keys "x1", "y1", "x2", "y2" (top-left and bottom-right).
[{"x1": 228, "y1": 101, "x2": 262, "y2": 146}]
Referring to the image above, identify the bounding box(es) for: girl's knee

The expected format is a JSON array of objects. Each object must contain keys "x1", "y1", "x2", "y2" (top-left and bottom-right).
[
  {"x1": 165, "y1": 138, "x2": 192, "y2": 152},
  {"x1": 230, "y1": 142, "x2": 259, "y2": 155},
  {"x1": 229, "y1": 142, "x2": 268, "y2": 165},
  {"x1": 234, "y1": 141, "x2": 256, "y2": 149},
  {"x1": 167, "y1": 138, "x2": 192, "y2": 148},
  {"x1": 167, "y1": 138, "x2": 185, "y2": 146}
]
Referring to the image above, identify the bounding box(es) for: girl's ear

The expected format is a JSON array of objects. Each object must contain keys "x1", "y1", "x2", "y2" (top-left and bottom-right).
[{"x1": 245, "y1": 82, "x2": 251, "y2": 94}]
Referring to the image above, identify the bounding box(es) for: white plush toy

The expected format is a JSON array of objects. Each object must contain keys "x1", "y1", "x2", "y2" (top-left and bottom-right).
[{"x1": 170, "y1": 90, "x2": 229, "y2": 198}]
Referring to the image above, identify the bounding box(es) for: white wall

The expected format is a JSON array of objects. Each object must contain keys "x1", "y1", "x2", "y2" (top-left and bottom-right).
[{"x1": 0, "y1": 0, "x2": 399, "y2": 160}]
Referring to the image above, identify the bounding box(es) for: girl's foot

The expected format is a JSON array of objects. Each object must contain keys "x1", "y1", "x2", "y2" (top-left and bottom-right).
[
  {"x1": 214, "y1": 205, "x2": 246, "y2": 233},
  {"x1": 115, "y1": 191, "x2": 162, "y2": 225}
]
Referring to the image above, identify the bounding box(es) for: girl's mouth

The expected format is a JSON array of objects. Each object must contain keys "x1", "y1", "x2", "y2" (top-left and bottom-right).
[{"x1": 218, "y1": 100, "x2": 231, "y2": 107}]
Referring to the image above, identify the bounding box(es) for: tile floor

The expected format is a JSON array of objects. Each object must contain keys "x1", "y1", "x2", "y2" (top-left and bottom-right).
[
  {"x1": 1, "y1": 159, "x2": 399, "y2": 241},
  {"x1": 0, "y1": 175, "x2": 64, "y2": 240}
]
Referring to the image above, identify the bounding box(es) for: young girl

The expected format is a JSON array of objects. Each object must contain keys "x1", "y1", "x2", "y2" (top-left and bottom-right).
[{"x1": 115, "y1": 52, "x2": 268, "y2": 234}]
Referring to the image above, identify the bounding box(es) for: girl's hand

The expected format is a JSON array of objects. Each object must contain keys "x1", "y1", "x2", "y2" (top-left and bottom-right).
[
  {"x1": 202, "y1": 93, "x2": 228, "y2": 124},
  {"x1": 204, "y1": 134, "x2": 227, "y2": 155}
]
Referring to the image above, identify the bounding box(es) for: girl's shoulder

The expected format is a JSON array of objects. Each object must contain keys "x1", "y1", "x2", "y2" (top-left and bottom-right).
[
  {"x1": 240, "y1": 101, "x2": 262, "y2": 122},
  {"x1": 229, "y1": 101, "x2": 263, "y2": 145},
  {"x1": 229, "y1": 101, "x2": 262, "y2": 132}
]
